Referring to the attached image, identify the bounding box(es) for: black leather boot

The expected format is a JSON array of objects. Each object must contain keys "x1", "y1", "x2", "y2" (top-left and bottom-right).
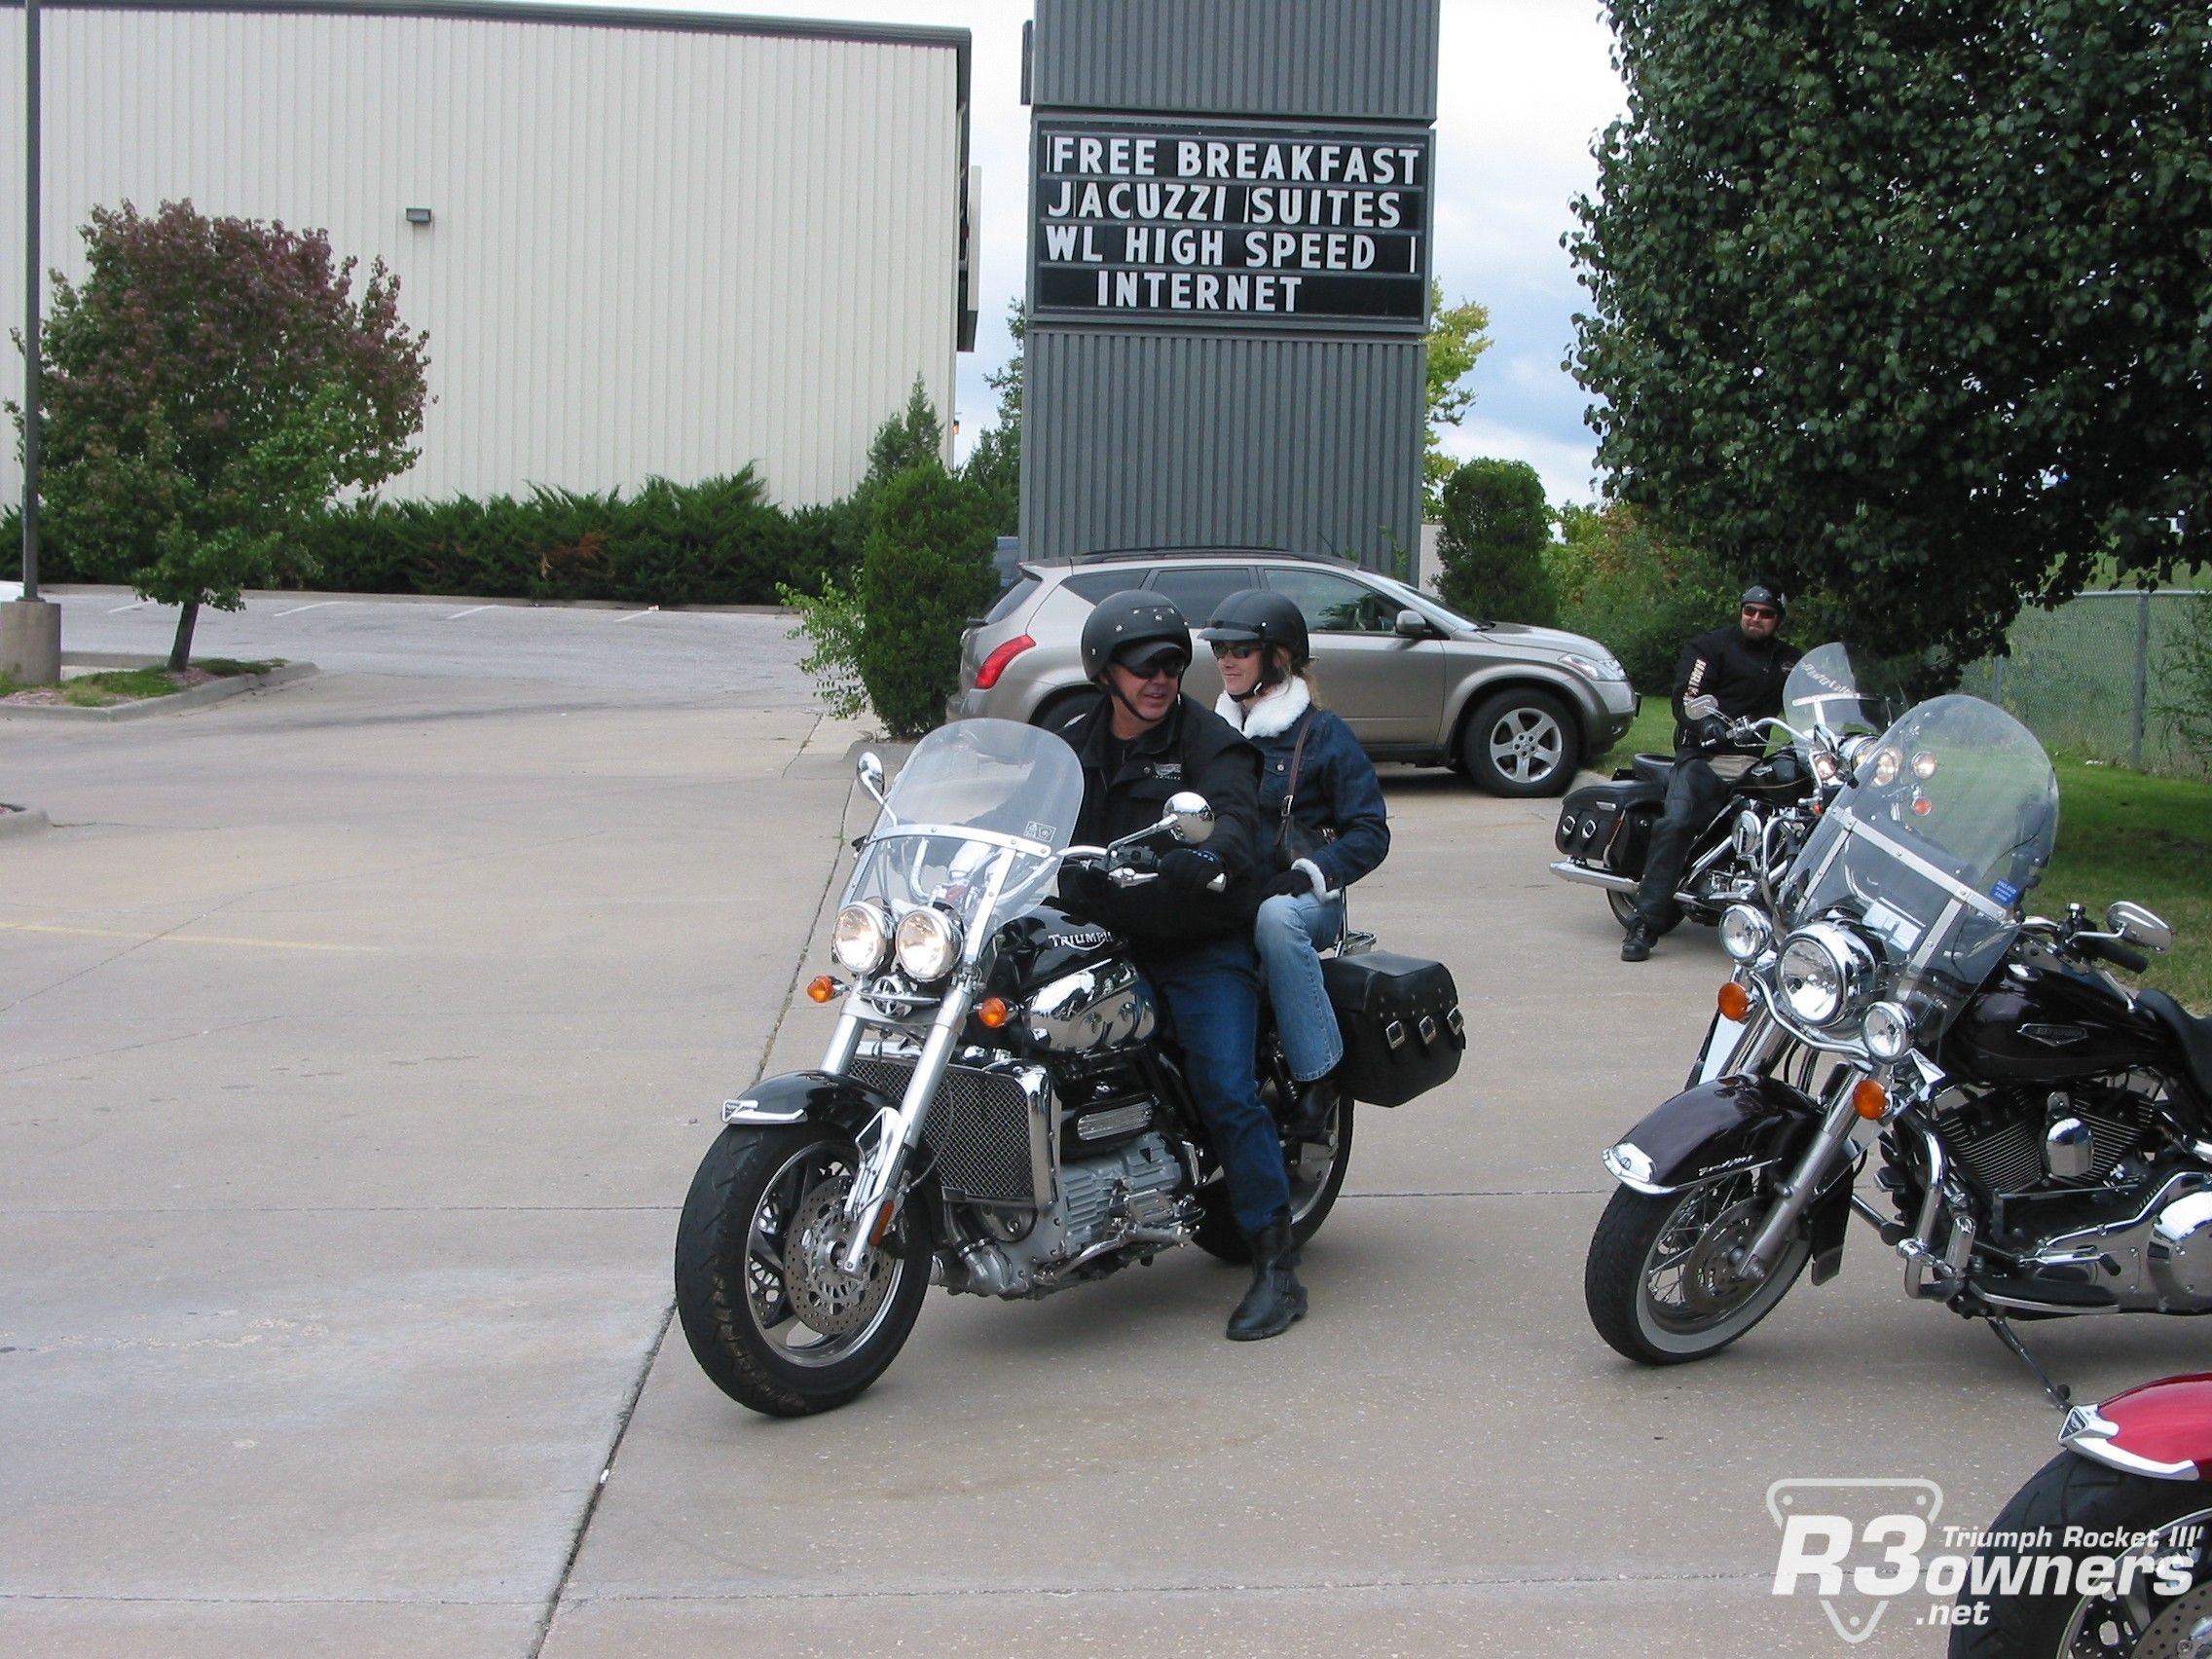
[
  {"x1": 1620, "y1": 919, "x2": 1656, "y2": 962},
  {"x1": 1280, "y1": 1075, "x2": 1339, "y2": 1142},
  {"x1": 1227, "y1": 1211, "x2": 1308, "y2": 1341}
]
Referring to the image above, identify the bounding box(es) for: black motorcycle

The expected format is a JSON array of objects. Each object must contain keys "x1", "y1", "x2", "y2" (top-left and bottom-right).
[
  {"x1": 1550, "y1": 643, "x2": 1897, "y2": 934},
  {"x1": 1583, "y1": 691, "x2": 2210, "y2": 1400},
  {"x1": 675, "y1": 718, "x2": 1463, "y2": 1417}
]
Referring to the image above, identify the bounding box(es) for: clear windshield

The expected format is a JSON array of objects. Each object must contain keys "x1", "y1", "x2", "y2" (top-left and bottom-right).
[
  {"x1": 1779, "y1": 695, "x2": 2058, "y2": 1027},
  {"x1": 1781, "y1": 644, "x2": 1903, "y2": 764},
  {"x1": 843, "y1": 719, "x2": 1086, "y2": 954}
]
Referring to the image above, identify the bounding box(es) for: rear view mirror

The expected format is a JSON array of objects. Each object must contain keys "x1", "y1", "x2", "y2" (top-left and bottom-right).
[
  {"x1": 1394, "y1": 608, "x2": 1433, "y2": 639},
  {"x1": 1161, "y1": 792, "x2": 1215, "y2": 844},
  {"x1": 2107, "y1": 902, "x2": 2174, "y2": 953}
]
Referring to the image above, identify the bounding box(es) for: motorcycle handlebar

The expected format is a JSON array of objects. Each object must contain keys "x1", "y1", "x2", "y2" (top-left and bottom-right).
[{"x1": 2082, "y1": 936, "x2": 2152, "y2": 975}]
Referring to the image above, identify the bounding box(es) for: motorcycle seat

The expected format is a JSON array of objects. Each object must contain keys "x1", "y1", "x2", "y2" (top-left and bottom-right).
[
  {"x1": 1630, "y1": 753, "x2": 1675, "y2": 787},
  {"x1": 2135, "y1": 989, "x2": 2212, "y2": 1100}
]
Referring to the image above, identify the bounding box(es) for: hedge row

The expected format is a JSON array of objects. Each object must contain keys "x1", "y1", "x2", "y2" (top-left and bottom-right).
[{"x1": 5, "y1": 467, "x2": 866, "y2": 607}]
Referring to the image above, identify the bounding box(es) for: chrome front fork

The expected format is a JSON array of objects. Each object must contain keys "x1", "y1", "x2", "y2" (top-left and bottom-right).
[
  {"x1": 834, "y1": 983, "x2": 971, "y2": 1274},
  {"x1": 1741, "y1": 1068, "x2": 1864, "y2": 1279}
]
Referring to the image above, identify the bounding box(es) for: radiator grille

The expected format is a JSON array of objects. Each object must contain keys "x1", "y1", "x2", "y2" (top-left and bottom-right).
[{"x1": 846, "y1": 1056, "x2": 1038, "y2": 1203}]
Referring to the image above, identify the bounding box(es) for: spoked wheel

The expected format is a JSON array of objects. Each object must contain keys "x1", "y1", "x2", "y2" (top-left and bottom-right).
[
  {"x1": 1950, "y1": 1456, "x2": 2212, "y2": 1656},
  {"x1": 1583, "y1": 1169, "x2": 1810, "y2": 1364},
  {"x1": 1195, "y1": 1095, "x2": 1355, "y2": 1263},
  {"x1": 674, "y1": 1124, "x2": 930, "y2": 1418}
]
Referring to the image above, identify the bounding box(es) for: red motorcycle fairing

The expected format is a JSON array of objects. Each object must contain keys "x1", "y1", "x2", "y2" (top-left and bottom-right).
[{"x1": 2063, "y1": 1375, "x2": 2212, "y2": 1481}]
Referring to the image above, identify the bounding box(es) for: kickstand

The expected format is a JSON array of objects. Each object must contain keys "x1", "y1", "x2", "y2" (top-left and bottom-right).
[{"x1": 1985, "y1": 1317, "x2": 2072, "y2": 1411}]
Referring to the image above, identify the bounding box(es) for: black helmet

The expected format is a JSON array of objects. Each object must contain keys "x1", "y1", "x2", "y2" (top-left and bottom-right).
[
  {"x1": 1741, "y1": 583, "x2": 1788, "y2": 616},
  {"x1": 1198, "y1": 588, "x2": 1309, "y2": 667},
  {"x1": 1079, "y1": 590, "x2": 1193, "y2": 682}
]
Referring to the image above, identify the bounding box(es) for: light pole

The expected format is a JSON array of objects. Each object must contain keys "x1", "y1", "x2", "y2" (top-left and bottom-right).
[{"x1": 3, "y1": 0, "x2": 61, "y2": 683}]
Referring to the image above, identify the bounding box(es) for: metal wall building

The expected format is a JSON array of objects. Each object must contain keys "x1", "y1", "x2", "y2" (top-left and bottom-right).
[
  {"x1": 0, "y1": 0, "x2": 975, "y2": 509},
  {"x1": 1020, "y1": 0, "x2": 1438, "y2": 565}
]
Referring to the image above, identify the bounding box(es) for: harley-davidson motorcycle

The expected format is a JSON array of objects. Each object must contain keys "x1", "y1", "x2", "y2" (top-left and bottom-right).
[
  {"x1": 1949, "y1": 1373, "x2": 2212, "y2": 1656},
  {"x1": 1550, "y1": 643, "x2": 1899, "y2": 933},
  {"x1": 1583, "y1": 690, "x2": 2211, "y2": 1399},
  {"x1": 675, "y1": 718, "x2": 1462, "y2": 1417}
]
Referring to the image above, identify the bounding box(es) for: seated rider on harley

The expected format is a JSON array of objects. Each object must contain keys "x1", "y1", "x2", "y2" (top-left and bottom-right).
[
  {"x1": 1052, "y1": 591, "x2": 1309, "y2": 1343},
  {"x1": 1198, "y1": 589, "x2": 1390, "y2": 1141},
  {"x1": 1621, "y1": 583, "x2": 1801, "y2": 963}
]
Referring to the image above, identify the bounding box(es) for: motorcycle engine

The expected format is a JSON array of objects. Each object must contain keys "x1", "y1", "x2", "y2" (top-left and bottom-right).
[
  {"x1": 941, "y1": 1131, "x2": 1190, "y2": 1298},
  {"x1": 1934, "y1": 1076, "x2": 2162, "y2": 1197}
]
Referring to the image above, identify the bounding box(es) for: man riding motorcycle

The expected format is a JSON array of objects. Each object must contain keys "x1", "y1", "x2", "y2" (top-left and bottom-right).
[
  {"x1": 1052, "y1": 591, "x2": 1309, "y2": 1341},
  {"x1": 1620, "y1": 583, "x2": 1801, "y2": 962}
]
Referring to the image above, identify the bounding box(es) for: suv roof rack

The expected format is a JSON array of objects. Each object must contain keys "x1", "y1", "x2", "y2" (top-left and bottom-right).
[{"x1": 1052, "y1": 544, "x2": 1354, "y2": 568}]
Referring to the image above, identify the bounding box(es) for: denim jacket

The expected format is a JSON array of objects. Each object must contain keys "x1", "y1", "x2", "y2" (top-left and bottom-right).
[{"x1": 1214, "y1": 679, "x2": 1389, "y2": 892}]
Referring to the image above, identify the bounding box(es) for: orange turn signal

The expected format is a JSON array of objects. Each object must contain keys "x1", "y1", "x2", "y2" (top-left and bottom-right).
[
  {"x1": 869, "y1": 1199, "x2": 897, "y2": 1246},
  {"x1": 1853, "y1": 1080, "x2": 1890, "y2": 1120},
  {"x1": 806, "y1": 976, "x2": 840, "y2": 1004},
  {"x1": 1717, "y1": 981, "x2": 1752, "y2": 1021},
  {"x1": 977, "y1": 996, "x2": 1011, "y2": 1029}
]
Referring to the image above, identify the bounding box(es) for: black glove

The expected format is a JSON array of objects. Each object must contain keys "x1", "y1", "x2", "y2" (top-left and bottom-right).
[
  {"x1": 1159, "y1": 848, "x2": 1224, "y2": 897},
  {"x1": 1058, "y1": 863, "x2": 1111, "y2": 912},
  {"x1": 1265, "y1": 867, "x2": 1316, "y2": 899},
  {"x1": 1693, "y1": 715, "x2": 1731, "y2": 751}
]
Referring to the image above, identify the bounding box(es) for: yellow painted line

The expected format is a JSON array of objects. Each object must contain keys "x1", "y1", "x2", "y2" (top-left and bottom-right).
[{"x1": 0, "y1": 922, "x2": 374, "y2": 953}]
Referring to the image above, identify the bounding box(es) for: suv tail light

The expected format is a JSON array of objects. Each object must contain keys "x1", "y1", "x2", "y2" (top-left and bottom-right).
[{"x1": 975, "y1": 635, "x2": 1035, "y2": 690}]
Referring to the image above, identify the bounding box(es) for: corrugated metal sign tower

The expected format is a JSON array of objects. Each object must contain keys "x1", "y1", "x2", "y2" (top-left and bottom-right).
[{"x1": 1020, "y1": 0, "x2": 1439, "y2": 569}]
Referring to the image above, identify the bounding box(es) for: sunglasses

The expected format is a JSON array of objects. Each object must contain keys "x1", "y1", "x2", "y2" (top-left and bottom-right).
[
  {"x1": 1119, "y1": 651, "x2": 1189, "y2": 682},
  {"x1": 1209, "y1": 641, "x2": 1263, "y2": 661},
  {"x1": 1742, "y1": 606, "x2": 1780, "y2": 620}
]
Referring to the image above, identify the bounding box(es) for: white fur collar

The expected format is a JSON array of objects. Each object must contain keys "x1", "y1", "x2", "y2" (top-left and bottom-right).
[{"x1": 1214, "y1": 676, "x2": 1310, "y2": 739}]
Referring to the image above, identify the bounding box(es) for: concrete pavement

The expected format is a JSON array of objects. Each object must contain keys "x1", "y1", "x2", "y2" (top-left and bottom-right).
[{"x1": 5, "y1": 609, "x2": 2206, "y2": 1656}]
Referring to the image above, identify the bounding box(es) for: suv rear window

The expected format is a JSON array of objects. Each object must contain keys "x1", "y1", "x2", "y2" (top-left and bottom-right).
[
  {"x1": 983, "y1": 574, "x2": 1040, "y2": 625},
  {"x1": 1059, "y1": 570, "x2": 1143, "y2": 604}
]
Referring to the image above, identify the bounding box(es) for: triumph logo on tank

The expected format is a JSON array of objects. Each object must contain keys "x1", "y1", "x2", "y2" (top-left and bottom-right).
[{"x1": 1767, "y1": 1478, "x2": 2199, "y2": 1641}]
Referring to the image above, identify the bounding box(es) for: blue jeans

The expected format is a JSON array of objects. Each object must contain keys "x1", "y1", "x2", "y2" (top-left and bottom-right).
[
  {"x1": 1255, "y1": 890, "x2": 1346, "y2": 1083},
  {"x1": 1139, "y1": 936, "x2": 1293, "y2": 1235}
]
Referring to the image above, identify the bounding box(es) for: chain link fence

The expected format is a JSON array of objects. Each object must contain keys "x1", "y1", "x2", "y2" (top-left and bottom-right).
[{"x1": 1953, "y1": 589, "x2": 2210, "y2": 779}]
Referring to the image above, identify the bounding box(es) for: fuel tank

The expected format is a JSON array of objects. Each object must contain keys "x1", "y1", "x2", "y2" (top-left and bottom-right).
[
  {"x1": 987, "y1": 901, "x2": 1124, "y2": 994},
  {"x1": 1945, "y1": 956, "x2": 2172, "y2": 1085}
]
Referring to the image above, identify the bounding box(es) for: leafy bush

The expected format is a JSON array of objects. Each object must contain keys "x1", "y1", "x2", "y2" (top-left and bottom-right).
[
  {"x1": 1547, "y1": 502, "x2": 1740, "y2": 690},
  {"x1": 855, "y1": 461, "x2": 1000, "y2": 738},
  {"x1": 1433, "y1": 459, "x2": 1557, "y2": 626},
  {"x1": 777, "y1": 573, "x2": 868, "y2": 720}
]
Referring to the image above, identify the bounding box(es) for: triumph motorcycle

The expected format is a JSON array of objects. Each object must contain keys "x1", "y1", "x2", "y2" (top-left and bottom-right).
[
  {"x1": 1949, "y1": 1373, "x2": 2212, "y2": 1656},
  {"x1": 675, "y1": 718, "x2": 1463, "y2": 1417},
  {"x1": 1583, "y1": 690, "x2": 2212, "y2": 1400},
  {"x1": 1550, "y1": 643, "x2": 1899, "y2": 934}
]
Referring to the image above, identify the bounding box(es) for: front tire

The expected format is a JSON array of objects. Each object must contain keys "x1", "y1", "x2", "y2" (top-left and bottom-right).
[
  {"x1": 1460, "y1": 688, "x2": 1581, "y2": 797},
  {"x1": 1195, "y1": 1096, "x2": 1355, "y2": 1263},
  {"x1": 1950, "y1": 1455, "x2": 2212, "y2": 1657},
  {"x1": 1583, "y1": 1171, "x2": 1810, "y2": 1364},
  {"x1": 674, "y1": 1124, "x2": 930, "y2": 1418}
]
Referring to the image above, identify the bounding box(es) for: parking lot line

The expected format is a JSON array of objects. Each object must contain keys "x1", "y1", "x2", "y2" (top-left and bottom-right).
[
  {"x1": 273, "y1": 602, "x2": 339, "y2": 617},
  {"x1": 105, "y1": 599, "x2": 149, "y2": 613},
  {"x1": 0, "y1": 921, "x2": 373, "y2": 952},
  {"x1": 445, "y1": 606, "x2": 492, "y2": 620}
]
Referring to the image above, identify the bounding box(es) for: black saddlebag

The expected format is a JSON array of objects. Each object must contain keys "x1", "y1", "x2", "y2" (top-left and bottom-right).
[
  {"x1": 1322, "y1": 950, "x2": 1464, "y2": 1108},
  {"x1": 1554, "y1": 777, "x2": 1665, "y2": 878}
]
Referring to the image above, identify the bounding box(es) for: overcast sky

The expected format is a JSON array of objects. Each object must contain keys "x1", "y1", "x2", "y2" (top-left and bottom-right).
[{"x1": 719, "y1": 1, "x2": 1630, "y2": 508}]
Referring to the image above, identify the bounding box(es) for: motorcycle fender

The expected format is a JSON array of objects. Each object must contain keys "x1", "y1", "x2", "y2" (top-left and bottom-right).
[
  {"x1": 719, "y1": 1069, "x2": 899, "y2": 1138},
  {"x1": 1602, "y1": 1074, "x2": 1824, "y2": 1196},
  {"x1": 2062, "y1": 1376, "x2": 2212, "y2": 1480}
]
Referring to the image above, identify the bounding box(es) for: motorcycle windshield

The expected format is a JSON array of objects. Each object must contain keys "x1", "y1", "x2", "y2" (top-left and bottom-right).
[
  {"x1": 844, "y1": 719, "x2": 1086, "y2": 953},
  {"x1": 1781, "y1": 644, "x2": 1902, "y2": 764},
  {"x1": 1779, "y1": 695, "x2": 2059, "y2": 1025}
]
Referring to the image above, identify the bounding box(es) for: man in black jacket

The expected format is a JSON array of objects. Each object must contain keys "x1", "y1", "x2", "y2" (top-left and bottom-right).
[
  {"x1": 1622, "y1": 584, "x2": 1801, "y2": 962},
  {"x1": 1054, "y1": 591, "x2": 1307, "y2": 1341}
]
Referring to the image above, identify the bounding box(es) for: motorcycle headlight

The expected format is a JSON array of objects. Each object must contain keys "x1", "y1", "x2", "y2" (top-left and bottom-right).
[
  {"x1": 1871, "y1": 746, "x2": 1902, "y2": 787},
  {"x1": 1776, "y1": 922, "x2": 1879, "y2": 1028},
  {"x1": 831, "y1": 903, "x2": 893, "y2": 976},
  {"x1": 1718, "y1": 903, "x2": 1772, "y2": 963},
  {"x1": 894, "y1": 906, "x2": 963, "y2": 981},
  {"x1": 1862, "y1": 1000, "x2": 1915, "y2": 1061}
]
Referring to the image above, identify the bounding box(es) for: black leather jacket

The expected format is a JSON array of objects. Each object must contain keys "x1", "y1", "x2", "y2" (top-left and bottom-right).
[
  {"x1": 1670, "y1": 624, "x2": 1801, "y2": 756},
  {"x1": 1055, "y1": 690, "x2": 1264, "y2": 947}
]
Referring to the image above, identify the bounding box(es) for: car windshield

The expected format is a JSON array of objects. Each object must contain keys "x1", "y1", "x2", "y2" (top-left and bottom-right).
[
  {"x1": 845, "y1": 719, "x2": 1086, "y2": 956},
  {"x1": 1777, "y1": 694, "x2": 2059, "y2": 1028},
  {"x1": 1363, "y1": 571, "x2": 1487, "y2": 632}
]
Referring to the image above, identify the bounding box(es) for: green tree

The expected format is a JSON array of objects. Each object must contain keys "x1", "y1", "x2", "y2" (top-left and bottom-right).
[
  {"x1": 1433, "y1": 459, "x2": 1557, "y2": 625},
  {"x1": 1422, "y1": 283, "x2": 1493, "y2": 516},
  {"x1": 1567, "y1": 3, "x2": 2212, "y2": 671},
  {"x1": 855, "y1": 460, "x2": 1001, "y2": 737},
  {"x1": 1549, "y1": 501, "x2": 1739, "y2": 689},
  {"x1": 962, "y1": 301, "x2": 1025, "y2": 537},
  {"x1": 24, "y1": 201, "x2": 428, "y2": 668}
]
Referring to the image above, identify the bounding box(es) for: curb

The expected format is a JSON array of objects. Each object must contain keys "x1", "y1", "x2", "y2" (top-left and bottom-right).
[
  {"x1": 0, "y1": 661, "x2": 319, "y2": 721},
  {"x1": 0, "y1": 805, "x2": 51, "y2": 840}
]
